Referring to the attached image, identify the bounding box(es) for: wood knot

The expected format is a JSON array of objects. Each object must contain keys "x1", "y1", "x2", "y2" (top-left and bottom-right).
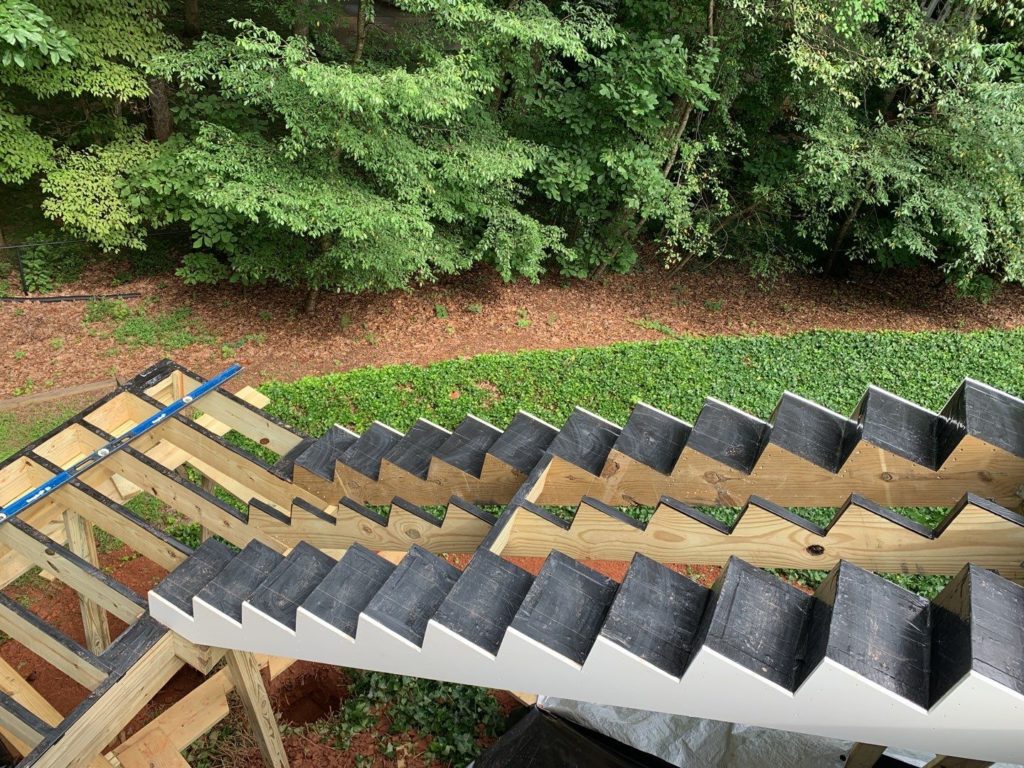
[
  {"x1": 806, "y1": 544, "x2": 826, "y2": 557},
  {"x1": 704, "y1": 471, "x2": 721, "y2": 484},
  {"x1": 880, "y1": 472, "x2": 893, "y2": 482}
]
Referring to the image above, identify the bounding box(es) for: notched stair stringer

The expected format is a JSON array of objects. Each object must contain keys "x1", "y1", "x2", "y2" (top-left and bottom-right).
[{"x1": 150, "y1": 538, "x2": 1024, "y2": 764}]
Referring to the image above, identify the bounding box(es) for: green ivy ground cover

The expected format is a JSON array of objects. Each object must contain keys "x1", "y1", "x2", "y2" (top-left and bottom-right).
[{"x1": 259, "y1": 329, "x2": 1024, "y2": 436}]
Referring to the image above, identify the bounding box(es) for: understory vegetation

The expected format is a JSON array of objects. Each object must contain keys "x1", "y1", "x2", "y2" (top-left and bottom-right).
[{"x1": 2, "y1": 0, "x2": 1023, "y2": 303}]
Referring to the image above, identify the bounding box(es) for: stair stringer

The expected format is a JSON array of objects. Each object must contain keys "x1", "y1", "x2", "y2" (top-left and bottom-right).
[
  {"x1": 245, "y1": 497, "x2": 495, "y2": 553},
  {"x1": 152, "y1": 584, "x2": 1024, "y2": 765},
  {"x1": 492, "y1": 493, "x2": 1024, "y2": 577}
]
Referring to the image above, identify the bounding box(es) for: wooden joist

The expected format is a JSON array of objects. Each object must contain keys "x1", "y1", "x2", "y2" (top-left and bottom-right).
[
  {"x1": 0, "y1": 691, "x2": 51, "y2": 751},
  {"x1": 156, "y1": 373, "x2": 304, "y2": 456},
  {"x1": 0, "y1": 592, "x2": 110, "y2": 690},
  {"x1": 0, "y1": 517, "x2": 145, "y2": 625}
]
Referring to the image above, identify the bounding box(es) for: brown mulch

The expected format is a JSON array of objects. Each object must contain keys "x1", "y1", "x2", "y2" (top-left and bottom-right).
[{"x1": 4, "y1": 260, "x2": 1024, "y2": 398}]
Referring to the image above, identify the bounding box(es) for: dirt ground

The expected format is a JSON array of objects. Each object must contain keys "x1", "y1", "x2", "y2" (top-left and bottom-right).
[{"x1": 3, "y1": 260, "x2": 1023, "y2": 398}]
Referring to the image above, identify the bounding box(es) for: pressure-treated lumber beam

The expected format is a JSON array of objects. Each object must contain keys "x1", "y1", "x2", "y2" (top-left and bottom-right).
[
  {"x1": 117, "y1": 742, "x2": 191, "y2": 768},
  {"x1": 15, "y1": 394, "x2": 1024, "y2": 578},
  {"x1": 0, "y1": 691, "x2": 51, "y2": 750},
  {"x1": 280, "y1": 383, "x2": 1024, "y2": 510},
  {"x1": 62, "y1": 510, "x2": 112, "y2": 653},
  {"x1": 0, "y1": 592, "x2": 109, "y2": 690},
  {"x1": 110, "y1": 395, "x2": 325, "y2": 511},
  {"x1": 111, "y1": 656, "x2": 295, "y2": 767},
  {"x1": 845, "y1": 743, "x2": 887, "y2": 768},
  {"x1": 489, "y1": 491, "x2": 1024, "y2": 577},
  {"x1": 0, "y1": 658, "x2": 113, "y2": 767},
  {"x1": 62, "y1": 423, "x2": 277, "y2": 553},
  {"x1": 923, "y1": 758, "x2": 993, "y2": 768},
  {"x1": 85, "y1": 384, "x2": 274, "y2": 484},
  {"x1": 224, "y1": 650, "x2": 289, "y2": 768},
  {"x1": 22, "y1": 631, "x2": 181, "y2": 768},
  {"x1": 0, "y1": 657, "x2": 60, "y2": 756},
  {"x1": 0, "y1": 516, "x2": 144, "y2": 625},
  {"x1": 246, "y1": 496, "x2": 495, "y2": 553},
  {"x1": 25, "y1": 467, "x2": 192, "y2": 571},
  {"x1": 0, "y1": 504, "x2": 68, "y2": 590},
  {"x1": 158, "y1": 374, "x2": 303, "y2": 456}
]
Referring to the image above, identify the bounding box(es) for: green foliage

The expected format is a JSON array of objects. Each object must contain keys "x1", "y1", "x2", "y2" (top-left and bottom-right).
[
  {"x1": 11, "y1": 231, "x2": 84, "y2": 292},
  {"x1": 6, "y1": 0, "x2": 1024, "y2": 294},
  {"x1": 41, "y1": 134, "x2": 158, "y2": 250},
  {"x1": 1, "y1": 0, "x2": 172, "y2": 192},
  {"x1": 329, "y1": 670, "x2": 503, "y2": 764},
  {"x1": 0, "y1": 0, "x2": 75, "y2": 68},
  {"x1": 745, "y1": 0, "x2": 1024, "y2": 286},
  {"x1": 259, "y1": 328, "x2": 1024, "y2": 436},
  {"x1": 0, "y1": 102, "x2": 52, "y2": 183},
  {"x1": 83, "y1": 298, "x2": 213, "y2": 349}
]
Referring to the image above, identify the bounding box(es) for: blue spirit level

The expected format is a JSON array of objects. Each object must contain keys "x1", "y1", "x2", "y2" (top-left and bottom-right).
[{"x1": 0, "y1": 364, "x2": 242, "y2": 523}]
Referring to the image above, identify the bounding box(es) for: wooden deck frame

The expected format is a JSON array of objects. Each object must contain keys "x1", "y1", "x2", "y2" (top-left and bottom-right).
[
  {"x1": 0, "y1": 362, "x2": 289, "y2": 768},
  {"x1": 5, "y1": 363, "x2": 1021, "y2": 577}
]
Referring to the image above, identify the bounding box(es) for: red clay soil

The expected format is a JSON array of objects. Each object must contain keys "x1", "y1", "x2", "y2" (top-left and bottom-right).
[
  {"x1": 3, "y1": 260, "x2": 1024, "y2": 398},
  {"x1": 0, "y1": 546, "x2": 169, "y2": 717}
]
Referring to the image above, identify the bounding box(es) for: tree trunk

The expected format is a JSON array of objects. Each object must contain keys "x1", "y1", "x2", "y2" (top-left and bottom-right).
[
  {"x1": 304, "y1": 287, "x2": 319, "y2": 314},
  {"x1": 183, "y1": 0, "x2": 200, "y2": 38},
  {"x1": 148, "y1": 77, "x2": 173, "y2": 142},
  {"x1": 827, "y1": 197, "x2": 864, "y2": 275},
  {"x1": 353, "y1": 0, "x2": 373, "y2": 64},
  {"x1": 661, "y1": 99, "x2": 694, "y2": 177},
  {"x1": 293, "y1": 0, "x2": 309, "y2": 37}
]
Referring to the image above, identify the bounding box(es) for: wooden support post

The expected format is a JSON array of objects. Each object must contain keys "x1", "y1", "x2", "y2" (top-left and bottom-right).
[
  {"x1": 112, "y1": 656, "x2": 295, "y2": 767},
  {"x1": 845, "y1": 743, "x2": 887, "y2": 768},
  {"x1": 201, "y1": 474, "x2": 215, "y2": 543},
  {"x1": 63, "y1": 510, "x2": 112, "y2": 654},
  {"x1": 224, "y1": 650, "x2": 289, "y2": 768},
  {"x1": 923, "y1": 758, "x2": 993, "y2": 768}
]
